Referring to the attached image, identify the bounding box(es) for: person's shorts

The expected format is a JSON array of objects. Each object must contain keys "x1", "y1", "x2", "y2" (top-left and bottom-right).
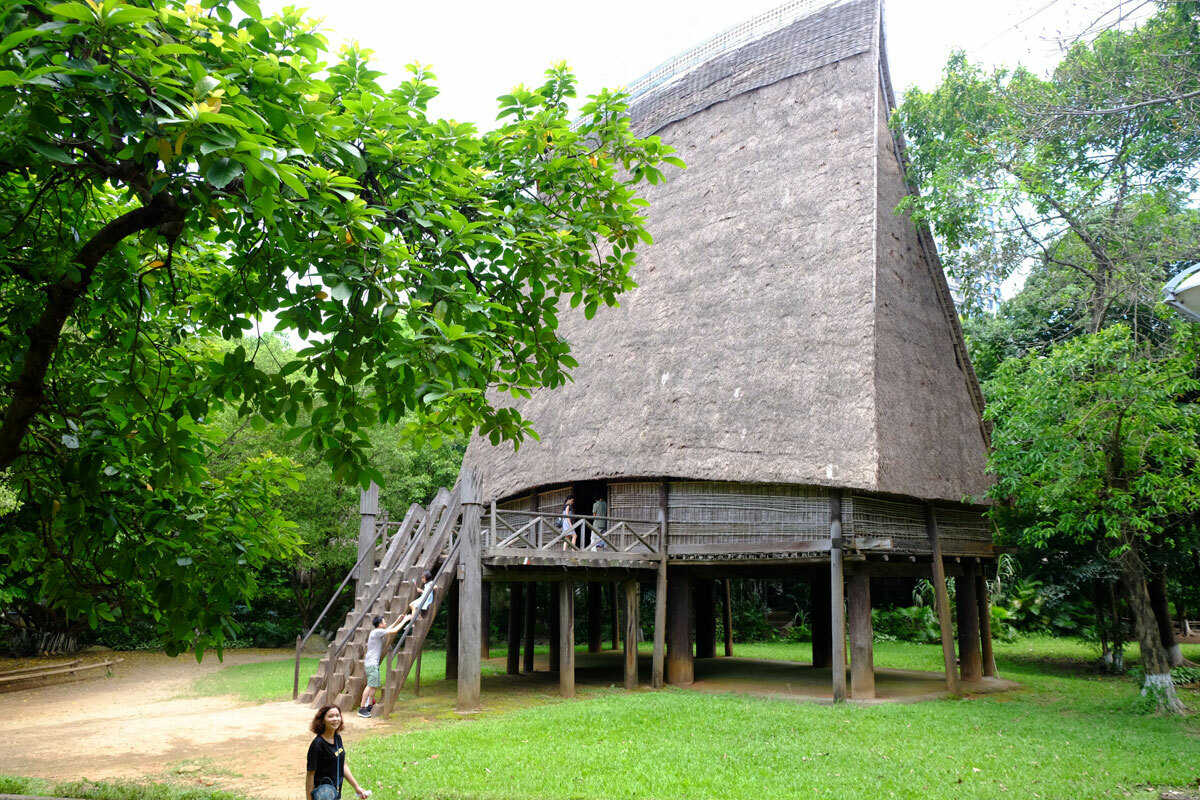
[
  {"x1": 365, "y1": 663, "x2": 381, "y2": 688},
  {"x1": 311, "y1": 779, "x2": 338, "y2": 800}
]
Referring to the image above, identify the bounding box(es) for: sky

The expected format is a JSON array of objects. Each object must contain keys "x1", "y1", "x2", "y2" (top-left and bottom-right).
[
  {"x1": 255, "y1": 0, "x2": 1149, "y2": 309},
  {"x1": 261, "y1": 0, "x2": 1150, "y2": 129}
]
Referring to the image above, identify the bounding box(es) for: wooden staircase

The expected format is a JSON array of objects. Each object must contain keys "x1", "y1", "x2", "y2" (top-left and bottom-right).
[
  {"x1": 375, "y1": 538, "x2": 461, "y2": 718},
  {"x1": 298, "y1": 485, "x2": 462, "y2": 710}
]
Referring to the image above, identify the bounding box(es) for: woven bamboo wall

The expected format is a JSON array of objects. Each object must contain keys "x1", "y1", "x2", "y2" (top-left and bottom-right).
[
  {"x1": 491, "y1": 481, "x2": 990, "y2": 556},
  {"x1": 667, "y1": 481, "x2": 828, "y2": 547}
]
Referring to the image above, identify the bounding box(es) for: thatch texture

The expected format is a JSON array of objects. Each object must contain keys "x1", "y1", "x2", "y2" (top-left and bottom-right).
[{"x1": 463, "y1": 0, "x2": 989, "y2": 506}]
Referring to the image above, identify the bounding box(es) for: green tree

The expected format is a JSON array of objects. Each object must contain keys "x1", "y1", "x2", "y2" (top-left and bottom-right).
[
  {"x1": 986, "y1": 325, "x2": 1200, "y2": 712},
  {"x1": 897, "y1": 8, "x2": 1200, "y2": 711},
  {"x1": 0, "y1": 0, "x2": 677, "y2": 655}
]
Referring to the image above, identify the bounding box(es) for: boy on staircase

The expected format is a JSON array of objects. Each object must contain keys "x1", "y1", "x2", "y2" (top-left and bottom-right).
[{"x1": 357, "y1": 570, "x2": 436, "y2": 718}]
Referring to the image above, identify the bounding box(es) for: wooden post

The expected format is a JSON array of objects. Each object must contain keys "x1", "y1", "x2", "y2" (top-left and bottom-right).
[
  {"x1": 956, "y1": 562, "x2": 982, "y2": 682},
  {"x1": 694, "y1": 579, "x2": 716, "y2": 659},
  {"x1": 651, "y1": 490, "x2": 669, "y2": 690},
  {"x1": 925, "y1": 504, "x2": 961, "y2": 696},
  {"x1": 523, "y1": 581, "x2": 536, "y2": 673},
  {"x1": 587, "y1": 583, "x2": 602, "y2": 653},
  {"x1": 666, "y1": 568, "x2": 694, "y2": 685},
  {"x1": 445, "y1": 581, "x2": 459, "y2": 680},
  {"x1": 549, "y1": 583, "x2": 560, "y2": 673},
  {"x1": 830, "y1": 489, "x2": 847, "y2": 703},
  {"x1": 623, "y1": 579, "x2": 639, "y2": 689},
  {"x1": 722, "y1": 579, "x2": 734, "y2": 657},
  {"x1": 506, "y1": 582, "x2": 523, "y2": 675},
  {"x1": 480, "y1": 583, "x2": 491, "y2": 660},
  {"x1": 559, "y1": 580, "x2": 575, "y2": 698},
  {"x1": 610, "y1": 582, "x2": 620, "y2": 650},
  {"x1": 976, "y1": 569, "x2": 998, "y2": 677},
  {"x1": 810, "y1": 571, "x2": 832, "y2": 668},
  {"x1": 413, "y1": 649, "x2": 422, "y2": 697},
  {"x1": 848, "y1": 564, "x2": 875, "y2": 699},
  {"x1": 356, "y1": 482, "x2": 380, "y2": 595},
  {"x1": 456, "y1": 468, "x2": 484, "y2": 712}
]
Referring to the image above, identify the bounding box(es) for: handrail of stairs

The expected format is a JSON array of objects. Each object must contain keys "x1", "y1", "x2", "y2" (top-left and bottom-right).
[
  {"x1": 316, "y1": 485, "x2": 461, "y2": 701},
  {"x1": 379, "y1": 539, "x2": 461, "y2": 717},
  {"x1": 291, "y1": 507, "x2": 418, "y2": 700}
]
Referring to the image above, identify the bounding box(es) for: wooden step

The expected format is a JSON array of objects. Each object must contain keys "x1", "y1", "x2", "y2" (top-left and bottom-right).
[
  {"x1": 334, "y1": 691, "x2": 356, "y2": 712},
  {"x1": 297, "y1": 690, "x2": 315, "y2": 704}
]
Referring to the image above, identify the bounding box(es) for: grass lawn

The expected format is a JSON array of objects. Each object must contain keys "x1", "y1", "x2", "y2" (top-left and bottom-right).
[
  {"x1": 70, "y1": 637, "x2": 1200, "y2": 799},
  {"x1": 343, "y1": 636, "x2": 1200, "y2": 800}
]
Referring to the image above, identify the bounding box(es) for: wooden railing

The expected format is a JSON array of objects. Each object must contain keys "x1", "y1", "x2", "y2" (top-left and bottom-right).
[{"x1": 483, "y1": 509, "x2": 663, "y2": 558}]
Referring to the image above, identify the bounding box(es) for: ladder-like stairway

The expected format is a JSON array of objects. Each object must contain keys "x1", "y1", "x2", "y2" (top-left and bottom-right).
[{"x1": 298, "y1": 485, "x2": 462, "y2": 709}]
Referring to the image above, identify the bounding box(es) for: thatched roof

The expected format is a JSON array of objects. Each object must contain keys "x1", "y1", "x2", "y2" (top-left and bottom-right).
[{"x1": 463, "y1": 0, "x2": 990, "y2": 505}]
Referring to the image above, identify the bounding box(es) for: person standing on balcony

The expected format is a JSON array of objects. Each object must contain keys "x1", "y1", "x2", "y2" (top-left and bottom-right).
[
  {"x1": 592, "y1": 496, "x2": 608, "y2": 550},
  {"x1": 560, "y1": 495, "x2": 575, "y2": 548}
]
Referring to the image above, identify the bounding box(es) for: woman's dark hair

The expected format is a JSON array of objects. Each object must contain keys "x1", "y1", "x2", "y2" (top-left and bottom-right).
[
  {"x1": 311, "y1": 705, "x2": 344, "y2": 735},
  {"x1": 421, "y1": 570, "x2": 433, "y2": 582}
]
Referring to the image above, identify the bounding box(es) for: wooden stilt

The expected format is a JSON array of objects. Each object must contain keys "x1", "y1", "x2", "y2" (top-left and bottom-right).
[
  {"x1": 413, "y1": 649, "x2": 422, "y2": 697},
  {"x1": 848, "y1": 564, "x2": 875, "y2": 699},
  {"x1": 456, "y1": 469, "x2": 483, "y2": 712},
  {"x1": 830, "y1": 489, "x2": 847, "y2": 703},
  {"x1": 956, "y1": 562, "x2": 982, "y2": 682},
  {"x1": 722, "y1": 579, "x2": 734, "y2": 657},
  {"x1": 666, "y1": 568, "x2": 694, "y2": 685},
  {"x1": 652, "y1": 556, "x2": 667, "y2": 689},
  {"x1": 610, "y1": 582, "x2": 620, "y2": 650},
  {"x1": 506, "y1": 582, "x2": 523, "y2": 675},
  {"x1": 523, "y1": 581, "x2": 536, "y2": 673},
  {"x1": 356, "y1": 482, "x2": 380, "y2": 597},
  {"x1": 445, "y1": 581, "x2": 459, "y2": 680},
  {"x1": 976, "y1": 570, "x2": 998, "y2": 677},
  {"x1": 811, "y1": 571, "x2": 832, "y2": 668},
  {"x1": 587, "y1": 583, "x2": 602, "y2": 653},
  {"x1": 925, "y1": 504, "x2": 961, "y2": 696},
  {"x1": 695, "y1": 579, "x2": 716, "y2": 659},
  {"x1": 559, "y1": 580, "x2": 575, "y2": 698},
  {"x1": 480, "y1": 583, "x2": 491, "y2": 660},
  {"x1": 623, "y1": 579, "x2": 639, "y2": 689},
  {"x1": 651, "y1": 490, "x2": 669, "y2": 689},
  {"x1": 549, "y1": 583, "x2": 561, "y2": 673}
]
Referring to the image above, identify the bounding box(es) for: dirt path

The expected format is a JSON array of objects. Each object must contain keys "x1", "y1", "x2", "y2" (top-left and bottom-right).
[{"x1": 0, "y1": 650, "x2": 362, "y2": 800}]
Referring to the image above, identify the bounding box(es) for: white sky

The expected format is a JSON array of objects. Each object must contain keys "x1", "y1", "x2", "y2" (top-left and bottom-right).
[
  {"x1": 256, "y1": 0, "x2": 1149, "y2": 312},
  {"x1": 263, "y1": 0, "x2": 1147, "y2": 129}
]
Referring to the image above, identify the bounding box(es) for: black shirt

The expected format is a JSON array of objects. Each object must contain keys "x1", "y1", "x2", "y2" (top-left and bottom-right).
[{"x1": 306, "y1": 733, "x2": 345, "y2": 797}]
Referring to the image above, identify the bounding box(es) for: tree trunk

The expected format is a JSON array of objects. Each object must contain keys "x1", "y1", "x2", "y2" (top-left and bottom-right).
[
  {"x1": 1093, "y1": 581, "x2": 1112, "y2": 669},
  {"x1": 1147, "y1": 566, "x2": 1185, "y2": 667},
  {"x1": 1108, "y1": 582, "x2": 1125, "y2": 673},
  {"x1": 1117, "y1": 545, "x2": 1184, "y2": 713}
]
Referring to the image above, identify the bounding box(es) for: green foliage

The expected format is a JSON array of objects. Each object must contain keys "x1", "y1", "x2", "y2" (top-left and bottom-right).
[
  {"x1": 895, "y1": 17, "x2": 1200, "y2": 326},
  {"x1": 0, "y1": 1, "x2": 676, "y2": 655},
  {"x1": 985, "y1": 325, "x2": 1200, "y2": 553},
  {"x1": 870, "y1": 604, "x2": 941, "y2": 644}
]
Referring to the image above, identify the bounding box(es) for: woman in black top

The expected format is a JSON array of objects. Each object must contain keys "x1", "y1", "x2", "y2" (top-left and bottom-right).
[{"x1": 306, "y1": 705, "x2": 369, "y2": 800}]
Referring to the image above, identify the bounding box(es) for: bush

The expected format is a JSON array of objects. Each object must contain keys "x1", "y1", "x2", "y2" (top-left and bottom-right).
[{"x1": 871, "y1": 605, "x2": 941, "y2": 644}]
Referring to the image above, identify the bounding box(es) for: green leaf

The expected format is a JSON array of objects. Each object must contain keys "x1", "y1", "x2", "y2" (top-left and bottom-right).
[
  {"x1": 296, "y1": 125, "x2": 316, "y2": 155},
  {"x1": 233, "y1": 0, "x2": 262, "y2": 17},
  {"x1": 195, "y1": 75, "x2": 221, "y2": 98},
  {"x1": 205, "y1": 158, "x2": 243, "y2": 189},
  {"x1": 47, "y1": 2, "x2": 97, "y2": 21},
  {"x1": 27, "y1": 139, "x2": 74, "y2": 164},
  {"x1": 0, "y1": 28, "x2": 43, "y2": 56},
  {"x1": 106, "y1": 7, "x2": 157, "y2": 25}
]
